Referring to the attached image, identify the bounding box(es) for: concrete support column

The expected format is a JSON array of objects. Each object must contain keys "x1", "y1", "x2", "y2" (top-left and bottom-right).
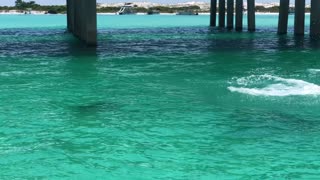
[
  {"x1": 210, "y1": 0, "x2": 217, "y2": 27},
  {"x1": 278, "y1": 0, "x2": 289, "y2": 34},
  {"x1": 66, "y1": 0, "x2": 97, "y2": 46},
  {"x1": 294, "y1": 0, "x2": 305, "y2": 36},
  {"x1": 310, "y1": 0, "x2": 320, "y2": 37},
  {"x1": 67, "y1": 0, "x2": 71, "y2": 31},
  {"x1": 247, "y1": 0, "x2": 255, "y2": 32},
  {"x1": 75, "y1": 0, "x2": 81, "y2": 37},
  {"x1": 227, "y1": 0, "x2": 234, "y2": 29},
  {"x1": 80, "y1": 0, "x2": 86, "y2": 40},
  {"x1": 73, "y1": 0, "x2": 80, "y2": 37},
  {"x1": 84, "y1": 0, "x2": 97, "y2": 46},
  {"x1": 235, "y1": 0, "x2": 243, "y2": 31},
  {"x1": 219, "y1": 0, "x2": 226, "y2": 27}
]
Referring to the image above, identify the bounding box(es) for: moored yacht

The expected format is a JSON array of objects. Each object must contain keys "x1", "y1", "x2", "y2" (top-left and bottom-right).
[
  {"x1": 117, "y1": 3, "x2": 136, "y2": 15},
  {"x1": 24, "y1": 8, "x2": 32, "y2": 14}
]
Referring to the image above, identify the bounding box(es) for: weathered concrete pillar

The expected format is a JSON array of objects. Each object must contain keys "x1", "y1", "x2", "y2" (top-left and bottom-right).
[
  {"x1": 294, "y1": 0, "x2": 305, "y2": 36},
  {"x1": 227, "y1": 0, "x2": 234, "y2": 29},
  {"x1": 66, "y1": 0, "x2": 97, "y2": 46},
  {"x1": 247, "y1": 0, "x2": 255, "y2": 32},
  {"x1": 73, "y1": 0, "x2": 81, "y2": 37},
  {"x1": 278, "y1": 0, "x2": 289, "y2": 34},
  {"x1": 310, "y1": 0, "x2": 320, "y2": 37},
  {"x1": 210, "y1": 0, "x2": 217, "y2": 27},
  {"x1": 84, "y1": 0, "x2": 97, "y2": 46},
  {"x1": 67, "y1": 0, "x2": 71, "y2": 31},
  {"x1": 219, "y1": 0, "x2": 226, "y2": 27},
  {"x1": 235, "y1": 0, "x2": 243, "y2": 31},
  {"x1": 80, "y1": 0, "x2": 86, "y2": 40}
]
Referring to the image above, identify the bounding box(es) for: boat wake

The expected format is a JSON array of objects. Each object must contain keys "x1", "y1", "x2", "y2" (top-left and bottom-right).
[
  {"x1": 308, "y1": 69, "x2": 320, "y2": 74},
  {"x1": 228, "y1": 74, "x2": 320, "y2": 96}
]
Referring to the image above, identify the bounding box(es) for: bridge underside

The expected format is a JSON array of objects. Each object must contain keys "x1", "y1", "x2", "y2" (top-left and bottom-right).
[{"x1": 66, "y1": 0, "x2": 97, "y2": 46}]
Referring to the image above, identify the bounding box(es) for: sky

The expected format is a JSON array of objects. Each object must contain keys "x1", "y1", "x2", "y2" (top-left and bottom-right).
[{"x1": 0, "y1": 0, "x2": 311, "y2": 6}]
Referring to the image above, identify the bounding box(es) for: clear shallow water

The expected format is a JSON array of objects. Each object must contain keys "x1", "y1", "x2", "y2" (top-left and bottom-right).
[{"x1": 1, "y1": 15, "x2": 320, "y2": 179}]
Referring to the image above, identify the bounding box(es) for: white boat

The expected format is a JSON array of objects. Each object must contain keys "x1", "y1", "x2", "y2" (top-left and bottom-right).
[
  {"x1": 24, "y1": 8, "x2": 32, "y2": 15},
  {"x1": 117, "y1": 3, "x2": 136, "y2": 15}
]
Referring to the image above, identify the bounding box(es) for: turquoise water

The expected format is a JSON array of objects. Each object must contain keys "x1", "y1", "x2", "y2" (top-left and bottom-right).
[
  {"x1": 1, "y1": 15, "x2": 320, "y2": 179},
  {"x1": 0, "y1": 14, "x2": 310, "y2": 29}
]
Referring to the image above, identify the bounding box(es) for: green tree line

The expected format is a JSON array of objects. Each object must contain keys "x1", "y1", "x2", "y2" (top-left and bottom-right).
[
  {"x1": 256, "y1": 6, "x2": 310, "y2": 13},
  {"x1": 0, "y1": 0, "x2": 66, "y2": 13},
  {"x1": 0, "y1": 1, "x2": 312, "y2": 14},
  {"x1": 97, "y1": 6, "x2": 201, "y2": 13}
]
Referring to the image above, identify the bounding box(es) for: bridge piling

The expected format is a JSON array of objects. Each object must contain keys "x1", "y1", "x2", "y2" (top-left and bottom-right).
[
  {"x1": 210, "y1": 0, "x2": 217, "y2": 27},
  {"x1": 278, "y1": 0, "x2": 289, "y2": 34},
  {"x1": 66, "y1": 0, "x2": 72, "y2": 32},
  {"x1": 247, "y1": 0, "x2": 255, "y2": 32},
  {"x1": 235, "y1": 0, "x2": 243, "y2": 31},
  {"x1": 219, "y1": 0, "x2": 226, "y2": 27},
  {"x1": 227, "y1": 0, "x2": 234, "y2": 29},
  {"x1": 294, "y1": 0, "x2": 305, "y2": 36},
  {"x1": 310, "y1": 0, "x2": 320, "y2": 37},
  {"x1": 66, "y1": 0, "x2": 97, "y2": 46}
]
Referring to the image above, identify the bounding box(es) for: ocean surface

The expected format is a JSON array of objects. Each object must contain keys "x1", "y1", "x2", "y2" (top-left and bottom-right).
[{"x1": 1, "y1": 14, "x2": 320, "y2": 179}]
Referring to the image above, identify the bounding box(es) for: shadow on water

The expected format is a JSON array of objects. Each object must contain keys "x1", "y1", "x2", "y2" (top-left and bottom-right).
[
  {"x1": 3, "y1": 28, "x2": 125, "y2": 121},
  {"x1": 69, "y1": 101, "x2": 120, "y2": 115},
  {"x1": 62, "y1": 35, "x2": 124, "y2": 123},
  {"x1": 309, "y1": 36, "x2": 320, "y2": 49},
  {"x1": 63, "y1": 31, "x2": 98, "y2": 80},
  {"x1": 66, "y1": 100, "x2": 122, "y2": 127},
  {"x1": 209, "y1": 31, "x2": 320, "y2": 53},
  {"x1": 274, "y1": 34, "x2": 320, "y2": 52},
  {"x1": 64, "y1": 34, "x2": 98, "y2": 57},
  {"x1": 99, "y1": 27, "x2": 320, "y2": 56},
  {"x1": 293, "y1": 35, "x2": 305, "y2": 48},
  {"x1": 207, "y1": 28, "x2": 257, "y2": 53},
  {"x1": 2, "y1": 27, "x2": 320, "y2": 58}
]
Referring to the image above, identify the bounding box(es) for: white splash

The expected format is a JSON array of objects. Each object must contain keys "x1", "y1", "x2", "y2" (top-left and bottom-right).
[
  {"x1": 228, "y1": 74, "x2": 320, "y2": 96},
  {"x1": 308, "y1": 69, "x2": 320, "y2": 74}
]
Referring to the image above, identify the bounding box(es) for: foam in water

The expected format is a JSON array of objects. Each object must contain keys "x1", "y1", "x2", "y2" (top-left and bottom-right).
[
  {"x1": 228, "y1": 74, "x2": 320, "y2": 96},
  {"x1": 308, "y1": 69, "x2": 320, "y2": 74}
]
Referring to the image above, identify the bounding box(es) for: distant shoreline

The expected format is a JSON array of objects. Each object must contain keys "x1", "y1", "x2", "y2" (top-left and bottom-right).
[{"x1": 0, "y1": 11, "x2": 312, "y2": 16}]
